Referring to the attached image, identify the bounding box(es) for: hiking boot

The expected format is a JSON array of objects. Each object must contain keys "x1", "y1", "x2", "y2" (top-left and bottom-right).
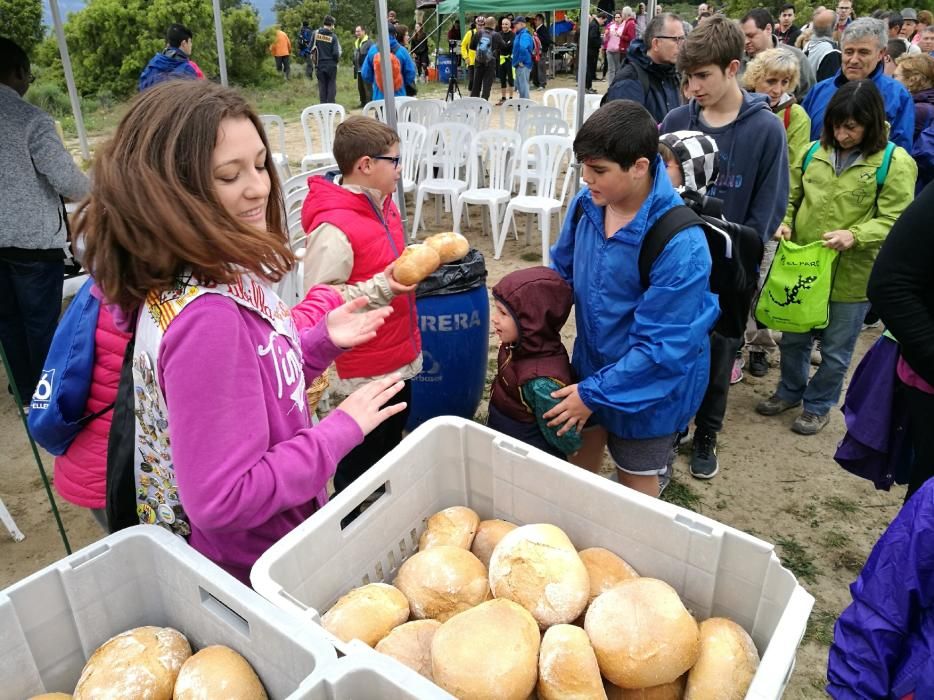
[
  {"x1": 690, "y1": 431, "x2": 719, "y2": 480},
  {"x1": 730, "y1": 358, "x2": 744, "y2": 385},
  {"x1": 791, "y1": 411, "x2": 830, "y2": 435},
  {"x1": 749, "y1": 351, "x2": 769, "y2": 377},
  {"x1": 756, "y1": 394, "x2": 801, "y2": 416}
]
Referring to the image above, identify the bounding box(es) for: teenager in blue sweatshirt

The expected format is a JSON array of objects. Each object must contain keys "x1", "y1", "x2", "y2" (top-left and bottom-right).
[{"x1": 661, "y1": 16, "x2": 789, "y2": 481}]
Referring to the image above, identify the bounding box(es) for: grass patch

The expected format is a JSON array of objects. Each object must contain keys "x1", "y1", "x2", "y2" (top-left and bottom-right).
[
  {"x1": 775, "y1": 535, "x2": 820, "y2": 583},
  {"x1": 661, "y1": 477, "x2": 701, "y2": 512},
  {"x1": 821, "y1": 530, "x2": 851, "y2": 550},
  {"x1": 783, "y1": 501, "x2": 819, "y2": 527},
  {"x1": 519, "y1": 251, "x2": 542, "y2": 262},
  {"x1": 803, "y1": 608, "x2": 837, "y2": 646},
  {"x1": 833, "y1": 549, "x2": 865, "y2": 573},
  {"x1": 823, "y1": 496, "x2": 861, "y2": 517}
]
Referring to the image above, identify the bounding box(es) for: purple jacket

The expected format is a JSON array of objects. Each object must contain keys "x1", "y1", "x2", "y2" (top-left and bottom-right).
[
  {"x1": 827, "y1": 480, "x2": 934, "y2": 698},
  {"x1": 912, "y1": 89, "x2": 934, "y2": 191}
]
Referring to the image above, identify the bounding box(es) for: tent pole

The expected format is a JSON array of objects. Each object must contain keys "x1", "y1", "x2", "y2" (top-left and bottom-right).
[
  {"x1": 375, "y1": 0, "x2": 409, "y2": 232},
  {"x1": 647, "y1": 0, "x2": 657, "y2": 21},
  {"x1": 571, "y1": 0, "x2": 589, "y2": 198},
  {"x1": 212, "y1": 0, "x2": 229, "y2": 87},
  {"x1": 48, "y1": 0, "x2": 89, "y2": 161}
]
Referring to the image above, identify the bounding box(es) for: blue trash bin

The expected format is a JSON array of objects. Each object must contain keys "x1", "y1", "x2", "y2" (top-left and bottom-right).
[
  {"x1": 437, "y1": 54, "x2": 454, "y2": 83},
  {"x1": 406, "y1": 251, "x2": 489, "y2": 432}
]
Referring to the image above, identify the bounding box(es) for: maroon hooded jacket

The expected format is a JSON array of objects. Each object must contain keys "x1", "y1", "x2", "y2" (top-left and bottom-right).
[{"x1": 490, "y1": 267, "x2": 574, "y2": 423}]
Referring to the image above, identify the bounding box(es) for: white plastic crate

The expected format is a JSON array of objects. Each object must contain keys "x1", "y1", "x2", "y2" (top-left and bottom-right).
[
  {"x1": 297, "y1": 649, "x2": 454, "y2": 699},
  {"x1": 252, "y1": 417, "x2": 815, "y2": 699},
  {"x1": 0, "y1": 525, "x2": 337, "y2": 699}
]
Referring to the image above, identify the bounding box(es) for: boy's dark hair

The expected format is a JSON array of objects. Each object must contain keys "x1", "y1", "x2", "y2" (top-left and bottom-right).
[
  {"x1": 887, "y1": 13, "x2": 903, "y2": 30},
  {"x1": 0, "y1": 37, "x2": 29, "y2": 76},
  {"x1": 333, "y1": 115, "x2": 401, "y2": 175},
  {"x1": 166, "y1": 24, "x2": 193, "y2": 48},
  {"x1": 574, "y1": 100, "x2": 658, "y2": 170},
  {"x1": 780, "y1": 4, "x2": 795, "y2": 13},
  {"x1": 741, "y1": 8, "x2": 774, "y2": 30},
  {"x1": 536, "y1": 13, "x2": 545, "y2": 21},
  {"x1": 323, "y1": 15, "x2": 336, "y2": 26},
  {"x1": 821, "y1": 79, "x2": 888, "y2": 154},
  {"x1": 678, "y1": 15, "x2": 744, "y2": 73},
  {"x1": 886, "y1": 38, "x2": 907, "y2": 62}
]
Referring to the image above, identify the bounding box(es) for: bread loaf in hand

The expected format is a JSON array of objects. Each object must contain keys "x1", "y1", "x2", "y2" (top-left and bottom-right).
[
  {"x1": 394, "y1": 245, "x2": 441, "y2": 286},
  {"x1": 425, "y1": 232, "x2": 469, "y2": 263}
]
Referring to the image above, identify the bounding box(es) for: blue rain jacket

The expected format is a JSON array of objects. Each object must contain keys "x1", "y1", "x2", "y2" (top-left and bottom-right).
[{"x1": 550, "y1": 158, "x2": 719, "y2": 439}]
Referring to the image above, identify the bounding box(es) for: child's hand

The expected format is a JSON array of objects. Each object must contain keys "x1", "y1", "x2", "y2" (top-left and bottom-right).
[
  {"x1": 822, "y1": 229, "x2": 855, "y2": 251},
  {"x1": 775, "y1": 224, "x2": 792, "y2": 241},
  {"x1": 384, "y1": 263, "x2": 418, "y2": 296},
  {"x1": 338, "y1": 374, "x2": 407, "y2": 435},
  {"x1": 543, "y1": 384, "x2": 593, "y2": 437},
  {"x1": 326, "y1": 296, "x2": 393, "y2": 349}
]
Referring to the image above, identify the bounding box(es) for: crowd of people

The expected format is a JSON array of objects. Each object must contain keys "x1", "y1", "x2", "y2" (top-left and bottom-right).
[{"x1": 3, "y1": 2, "x2": 934, "y2": 696}]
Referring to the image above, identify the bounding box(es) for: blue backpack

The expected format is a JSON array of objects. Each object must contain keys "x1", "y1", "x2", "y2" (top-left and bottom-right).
[{"x1": 28, "y1": 278, "x2": 112, "y2": 455}]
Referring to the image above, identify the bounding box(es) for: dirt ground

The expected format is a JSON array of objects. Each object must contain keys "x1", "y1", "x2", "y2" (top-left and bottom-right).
[{"x1": 1, "y1": 76, "x2": 905, "y2": 697}]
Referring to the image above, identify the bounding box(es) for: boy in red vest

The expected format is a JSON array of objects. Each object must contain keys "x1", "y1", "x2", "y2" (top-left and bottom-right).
[
  {"x1": 301, "y1": 116, "x2": 421, "y2": 495},
  {"x1": 488, "y1": 267, "x2": 581, "y2": 459}
]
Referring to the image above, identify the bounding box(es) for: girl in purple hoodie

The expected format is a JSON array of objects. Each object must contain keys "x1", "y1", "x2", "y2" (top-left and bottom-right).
[{"x1": 73, "y1": 80, "x2": 407, "y2": 583}]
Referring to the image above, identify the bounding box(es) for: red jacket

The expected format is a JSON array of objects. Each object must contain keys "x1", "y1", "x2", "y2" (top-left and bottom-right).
[
  {"x1": 301, "y1": 176, "x2": 420, "y2": 378},
  {"x1": 53, "y1": 304, "x2": 132, "y2": 509}
]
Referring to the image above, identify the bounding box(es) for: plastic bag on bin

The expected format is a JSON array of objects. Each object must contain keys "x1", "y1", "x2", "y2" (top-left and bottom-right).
[{"x1": 416, "y1": 248, "x2": 488, "y2": 298}]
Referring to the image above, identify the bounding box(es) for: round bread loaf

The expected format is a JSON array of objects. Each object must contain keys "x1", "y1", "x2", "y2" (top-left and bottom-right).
[
  {"x1": 173, "y1": 645, "x2": 267, "y2": 700},
  {"x1": 684, "y1": 617, "x2": 759, "y2": 700},
  {"x1": 374, "y1": 619, "x2": 442, "y2": 680},
  {"x1": 394, "y1": 244, "x2": 441, "y2": 286},
  {"x1": 431, "y1": 599, "x2": 540, "y2": 700},
  {"x1": 394, "y1": 545, "x2": 491, "y2": 622},
  {"x1": 424, "y1": 232, "x2": 470, "y2": 263},
  {"x1": 606, "y1": 675, "x2": 687, "y2": 699},
  {"x1": 73, "y1": 626, "x2": 191, "y2": 700},
  {"x1": 320, "y1": 582, "x2": 410, "y2": 647},
  {"x1": 585, "y1": 578, "x2": 699, "y2": 689},
  {"x1": 27, "y1": 694, "x2": 73, "y2": 699},
  {"x1": 418, "y1": 506, "x2": 480, "y2": 550},
  {"x1": 488, "y1": 523, "x2": 590, "y2": 628},
  {"x1": 470, "y1": 519, "x2": 518, "y2": 568},
  {"x1": 537, "y1": 624, "x2": 607, "y2": 700},
  {"x1": 578, "y1": 548, "x2": 639, "y2": 604}
]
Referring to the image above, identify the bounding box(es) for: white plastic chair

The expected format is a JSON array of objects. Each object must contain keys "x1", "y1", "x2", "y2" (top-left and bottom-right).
[
  {"x1": 500, "y1": 135, "x2": 573, "y2": 265},
  {"x1": 300, "y1": 103, "x2": 345, "y2": 171},
  {"x1": 362, "y1": 96, "x2": 417, "y2": 122},
  {"x1": 516, "y1": 106, "x2": 563, "y2": 138},
  {"x1": 522, "y1": 116, "x2": 571, "y2": 138},
  {"x1": 454, "y1": 129, "x2": 521, "y2": 245},
  {"x1": 543, "y1": 88, "x2": 577, "y2": 125},
  {"x1": 498, "y1": 97, "x2": 536, "y2": 129},
  {"x1": 399, "y1": 99, "x2": 445, "y2": 128},
  {"x1": 397, "y1": 122, "x2": 428, "y2": 195},
  {"x1": 582, "y1": 93, "x2": 603, "y2": 124},
  {"x1": 259, "y1": 114, "x2": 291, "y2": 180},
  {"x1": 410, "y1": 122, "x2": 475, "y2": 240},
  {"x1": 442, "y1": 100, "x2": 492, "y2": 131}
]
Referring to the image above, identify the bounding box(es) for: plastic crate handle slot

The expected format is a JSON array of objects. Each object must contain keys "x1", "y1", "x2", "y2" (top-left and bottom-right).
[
  {"x1": 199, "y1": 586, "x2": 251, "y2": 639},
  {"x1": 338, "y1": 480, "x2": 391, "y2": 532},
  {"x1": 67, "y1": 542, "x2": 111, "y2": 570},
  {"x1": 493, "y1": 437, "x2": 529, "y2": 458},
  {"x1": 673, "y1": 513, "x2": 714, "y2": 537}
]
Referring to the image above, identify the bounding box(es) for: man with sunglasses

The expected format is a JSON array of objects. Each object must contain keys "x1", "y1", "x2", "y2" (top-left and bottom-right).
[
  {"x1": 0, "y1": 37, "x2": 89, "y2": 410},
  {"x1": 604, "y1": 13, "x2": 686, "y2": 123}
]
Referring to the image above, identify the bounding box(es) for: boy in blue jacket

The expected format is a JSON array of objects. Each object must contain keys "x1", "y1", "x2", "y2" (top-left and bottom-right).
[
  {"x1": 545, "y1": 100, "x2": 719, "y2": 498},
  {"x1": 661, "y1": 15, "x2": 789, "y2": 480}
]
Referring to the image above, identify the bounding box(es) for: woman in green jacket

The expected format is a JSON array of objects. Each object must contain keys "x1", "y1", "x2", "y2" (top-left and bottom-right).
[{"x1": 756, "y1": 80, "x2": 917, "y2": 435}]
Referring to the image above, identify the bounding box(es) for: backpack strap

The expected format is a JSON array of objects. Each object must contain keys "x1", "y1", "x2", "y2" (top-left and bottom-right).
[
  {"x1": 630, "y1": 59, "x2": 650, "y2": 97},
  {"x1": 876, "y1": 141, "x2": 895, "y2": 189},
  {"x1": 783, "y1": 105, "x2": 791, "y2": 130},
  {"x1": 638, "y1": 205, "x2": 705, "y2": 289},
  {"x1": 801, "y1": 141, "x2": 821, "y2": 173}
]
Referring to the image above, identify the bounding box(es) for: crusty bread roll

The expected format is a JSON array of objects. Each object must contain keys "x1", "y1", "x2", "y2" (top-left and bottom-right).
[
  {"x1": 579, "y1": 547, "x2": 639, "y2": 604},
  {"x1": 425, "y1": 232, "x2": 470, "y2": 263},
  {"x1": 320, "y1": 582, "x2": 410, "y2": 647},
  {"x1": 470, "y1": 519, "x2": 518, "y2": 568},
  {"x1": 606, "y1": 675, "x2": 686, "y2": 700},
  {"x1": 375, "y1": 619, "x2": 442, "y2": 681},
  {"x1": 431, "y1": 599, "x2": 540, "y2": 700},
  {"x1": 394, "y1": 244, "x2": 441, "y2": 286},
  {"x1": 537, "y1": 624, "x2": 607, "y2": 700},
  {"x1": 173, "y1": 645, "x2": 267, "y2": 699},
  {"x1": 684, "y1": 618, "x2": 759, "y2": 700},
  {"x1": 73, "y1": 626, "x2": 191, "y2": 700},
  {"x1": 585, "y1": 578, "x2": 699, "y2": 689},
  {"x1": 488, "y1": 523, "x2": 590, "y2": 628},
  {"x1": 27, "y1": 694, "x2": 72, "y2": 699},
  {"x1": 393, "y1": 545, "x2": 491, "y2": 622},
  {"x1": 418, "y1": 506, "x2": 480, "y2": 550}
]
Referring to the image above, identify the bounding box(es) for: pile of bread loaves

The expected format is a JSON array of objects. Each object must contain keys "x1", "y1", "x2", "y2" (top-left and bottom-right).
[
  {"x1": 393, "y1": 232, "x2": 471, "y2": 286},
  {"x1": 28, "y1": 627, "x2": 266, "y2": 700},
  {"x1": 322, "y1": 506, "x2": 760, "y2": 700}
]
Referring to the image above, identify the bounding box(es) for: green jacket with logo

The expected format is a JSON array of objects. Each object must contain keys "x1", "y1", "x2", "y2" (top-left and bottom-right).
[{"x1": 782, "y1": 140, "x2": 916, "y2": 302}]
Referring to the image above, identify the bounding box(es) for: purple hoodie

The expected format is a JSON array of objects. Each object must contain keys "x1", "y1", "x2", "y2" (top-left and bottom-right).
[{"x1": 147, "y1": 294, "x2": 362, "y2": 583}]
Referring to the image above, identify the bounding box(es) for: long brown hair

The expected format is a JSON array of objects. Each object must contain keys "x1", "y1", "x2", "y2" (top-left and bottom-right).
[{"x1": 75, "y1": 80, "x2": 292, "y2": 312}]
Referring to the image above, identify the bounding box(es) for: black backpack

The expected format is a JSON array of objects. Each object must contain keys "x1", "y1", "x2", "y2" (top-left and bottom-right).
[{"x1": 105, "y1": 331, "x2": 138, "y2": 532}]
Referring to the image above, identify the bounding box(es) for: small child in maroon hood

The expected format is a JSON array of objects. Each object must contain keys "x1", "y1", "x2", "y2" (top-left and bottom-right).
[{"x1": 488, "y1": 267, "x2": 582, "y2": 459}]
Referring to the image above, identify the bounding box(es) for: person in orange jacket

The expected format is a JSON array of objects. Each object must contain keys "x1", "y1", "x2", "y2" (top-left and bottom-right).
[{"x1": 270, "y1": 26, "x2": 292, "y2": 80}]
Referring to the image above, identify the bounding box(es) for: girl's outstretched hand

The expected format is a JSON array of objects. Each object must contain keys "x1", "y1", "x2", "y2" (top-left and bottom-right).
[
  {"x1": 338, "y1": 374, "x2": 407, "y2": 435},
  {"x1": 326, "y1": 296, "x2": 393, "y2": 349}
]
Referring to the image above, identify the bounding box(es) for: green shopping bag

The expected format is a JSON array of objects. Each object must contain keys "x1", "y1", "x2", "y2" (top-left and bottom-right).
[{"x1": 755, "y1": 239, "x2": 839, "y2": 333}]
